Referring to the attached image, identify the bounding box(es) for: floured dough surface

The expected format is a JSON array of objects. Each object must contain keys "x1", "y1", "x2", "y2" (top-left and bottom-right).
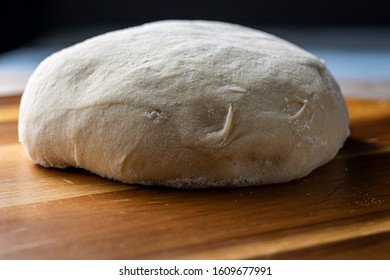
[{"x1": 18, "y1": 20, "x2": 349, "y2": 188}]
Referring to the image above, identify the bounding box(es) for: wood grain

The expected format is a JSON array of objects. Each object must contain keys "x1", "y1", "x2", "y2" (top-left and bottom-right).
[{"x1": 1, "y1": 83, "x2": 390, "y2": 260}]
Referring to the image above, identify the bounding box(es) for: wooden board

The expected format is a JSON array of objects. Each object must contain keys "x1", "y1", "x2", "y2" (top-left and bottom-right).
[{"x1": 1, "y1": 82, "x2": 390, "y2": 260}]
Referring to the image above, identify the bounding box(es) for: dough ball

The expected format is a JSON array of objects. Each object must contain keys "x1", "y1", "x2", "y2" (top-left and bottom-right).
[{"x1": 18, "y1": 20, "x2": 349, "y2": 188}]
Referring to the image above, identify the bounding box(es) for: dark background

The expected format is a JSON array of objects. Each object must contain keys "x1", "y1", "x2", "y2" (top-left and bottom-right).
[{"x1": 1, "y1": 0, "x2": 389, "y2": 53}]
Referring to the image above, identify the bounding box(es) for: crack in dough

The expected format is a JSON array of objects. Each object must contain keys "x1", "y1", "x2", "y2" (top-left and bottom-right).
[
  {"x1": 208, "y1": 104, "x2": 235, "y2": 145},
  {"x1": 290, "y1": 97, "x2": 309, "y2": 119}
]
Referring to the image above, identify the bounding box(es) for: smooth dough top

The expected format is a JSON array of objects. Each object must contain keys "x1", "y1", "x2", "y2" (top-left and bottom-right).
[{"x1": 18, "y1": 20, "x2": 350, "y2": 188}]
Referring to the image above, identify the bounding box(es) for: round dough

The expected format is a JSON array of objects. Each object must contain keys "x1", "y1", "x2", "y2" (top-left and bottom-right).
[{"x1": 18, "y1": 20, "x2": 349, "y2": 188}]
